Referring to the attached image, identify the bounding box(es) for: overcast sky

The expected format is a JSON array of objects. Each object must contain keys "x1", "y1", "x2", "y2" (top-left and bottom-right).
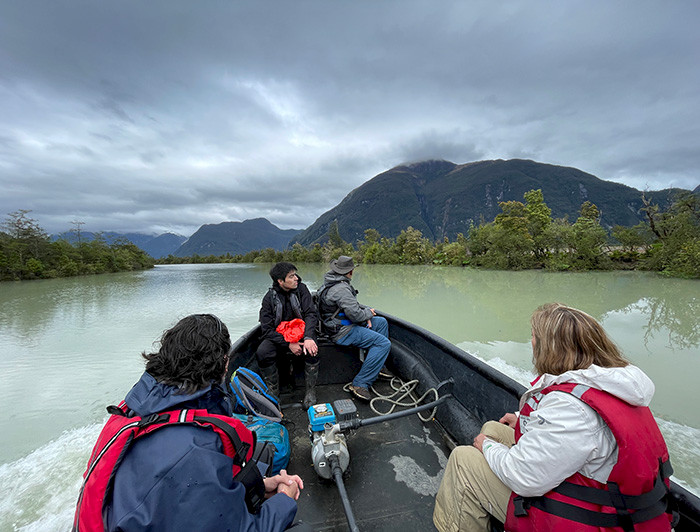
[{"x1": 1, "y1": 1, "x2": 698, "y2": 236}]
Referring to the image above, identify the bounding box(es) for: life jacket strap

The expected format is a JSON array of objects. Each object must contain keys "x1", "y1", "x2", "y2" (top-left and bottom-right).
[
  {"x1": 193, "y1": 414, "x2": 251, "y2": 467},
  {"x1": 515, "y1": 459, "x2": 673, "y2": 529},
  {"x1": 525, "y1": 495, "x2": 669, "y2": 529},
  {"x1": 551, "y1": 463, "x2": 671, "y2": 510}
]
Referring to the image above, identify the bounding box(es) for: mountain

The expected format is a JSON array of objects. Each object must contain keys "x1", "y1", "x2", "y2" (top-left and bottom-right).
[
  {"x1": 141, "y1": 233, "x2": 187, "y2": 258},
  {"x1": 174, "y1": 218, "x2": 300, "y2": 257},
  {"x1": 52, "y1": 231, "x2": 186, "y2": 258},
  {"x1": 293, "y1": 159, "x2": 691, "y2": 245}
]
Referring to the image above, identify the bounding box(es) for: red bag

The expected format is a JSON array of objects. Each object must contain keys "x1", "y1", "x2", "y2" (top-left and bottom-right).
[{"x1": 275, "y1": 318, "x2": 306, "y2": 342}]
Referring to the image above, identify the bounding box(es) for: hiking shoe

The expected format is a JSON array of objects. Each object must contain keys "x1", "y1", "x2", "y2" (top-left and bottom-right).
[
  {"x1": 378, "y1": 366, "x2": 393, "y2": 380},
  {"x1": 349, "y1": 385, "x2": 371, "y2": 401}
]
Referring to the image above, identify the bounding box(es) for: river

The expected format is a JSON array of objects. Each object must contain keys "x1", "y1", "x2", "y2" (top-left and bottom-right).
[{"x1": 0, "y1": 264, "x2": 698, "y2": 530}]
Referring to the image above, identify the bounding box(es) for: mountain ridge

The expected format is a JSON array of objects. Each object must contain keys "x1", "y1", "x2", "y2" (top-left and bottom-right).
[
  {"x1": 292, "y1": 158, "x2": 693, "y2": 245},
  {"x1": 174, "y1": 218, "x2": 301, "y2": 257}
]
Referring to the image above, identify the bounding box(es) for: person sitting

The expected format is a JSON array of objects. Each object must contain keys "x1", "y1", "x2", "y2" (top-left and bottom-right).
[
  {"x1": 433, "y1": 303, "x2": 674, "y2": 532},
  {"x1": 257, "y1": 262, "x2": 320, "y2": 408},
  {"x1": 317, "y1": 255, "x2": 391, "y2": 401},
  {"x1": 73, "y1": 314, "x2": 310, "y2": 532}
]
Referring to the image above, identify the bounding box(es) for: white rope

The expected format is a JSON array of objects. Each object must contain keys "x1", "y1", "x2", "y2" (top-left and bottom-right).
[{"x1": 369, "y1": 377, "x2": 439, "y2": 422}]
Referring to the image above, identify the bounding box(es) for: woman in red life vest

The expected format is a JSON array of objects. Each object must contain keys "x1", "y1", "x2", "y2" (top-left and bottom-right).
[{"x1": 434, "y1": 303, "x2": 674, "y2": 532}]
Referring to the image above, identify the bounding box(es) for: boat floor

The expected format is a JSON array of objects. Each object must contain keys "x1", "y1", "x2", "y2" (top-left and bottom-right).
[{"x1": 279, "y1": 380, "x2": 448, "y2": 531}]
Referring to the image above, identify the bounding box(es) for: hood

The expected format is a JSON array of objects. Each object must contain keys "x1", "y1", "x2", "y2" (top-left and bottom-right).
[
  {"x1": 323, "y1": 271, "x2": 350, "y2": 285},
  {"x1": 124, "y1": 372, "x2": 230, "y2": 417},
  {"x1": 531, "y1": 364, "x2": 655, "y2": 407}
]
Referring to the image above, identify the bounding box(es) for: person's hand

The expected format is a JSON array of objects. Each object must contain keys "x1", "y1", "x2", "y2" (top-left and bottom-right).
[
  {"x1": 366, "y1": 320, "x2": 372, "y2": 328},
  {"x1": 277, "y1": 481, "x2": 300, "y2": 500},
  {"x1": 473, "y1": 433, "x2": 487, "y2": 453},
  {"x1": 303, "y1": 338, "x2": 318, "y2": 356},
  {"x1": 499, "y1": 412, "x2": 518, "y2": 428},
  {"x1": 289, "y1": 342, "x2": 303, "y2": 356},
  {"x1": 369, "y1": 308, "x2": 377, "y2": 316},
  {"x1": 263, "y1": 470, "x2": 304, "y2": 500}
]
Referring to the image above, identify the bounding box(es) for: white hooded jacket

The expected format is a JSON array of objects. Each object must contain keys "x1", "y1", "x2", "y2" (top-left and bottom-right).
[{"x1": 482, "y1": 364, "x2": 656, "y2": 497}]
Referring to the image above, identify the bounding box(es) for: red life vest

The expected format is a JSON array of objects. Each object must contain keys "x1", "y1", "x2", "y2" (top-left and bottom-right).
[
  {"x1": 505, "y1": 383, "x2": 675, "y2": 532},
  {"x1": 72, "y1": 403, "x2": 261, "y2": 532}
]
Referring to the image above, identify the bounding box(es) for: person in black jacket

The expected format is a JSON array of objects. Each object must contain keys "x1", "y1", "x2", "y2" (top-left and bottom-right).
[{"x1": 257, "y1": 262, "x2": 319, "y2": 408}]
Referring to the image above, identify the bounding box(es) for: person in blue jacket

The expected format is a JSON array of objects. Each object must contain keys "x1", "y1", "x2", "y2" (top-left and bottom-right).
[{"x1": 102, "y1": 313, "x2": 310, "y2": 531}]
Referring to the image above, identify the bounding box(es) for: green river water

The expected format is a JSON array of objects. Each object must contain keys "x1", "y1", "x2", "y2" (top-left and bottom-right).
[{"x1": 0, "y1": 264, "x2": 698, "y2": 531}]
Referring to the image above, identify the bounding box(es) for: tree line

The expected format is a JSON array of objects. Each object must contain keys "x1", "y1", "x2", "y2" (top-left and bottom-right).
[
  {"x1": 158, "y1": 190, "x2": 699, "y2": 279},
  {"x1": 0, "y1": 210, "x2": 155, "y2": 281}
]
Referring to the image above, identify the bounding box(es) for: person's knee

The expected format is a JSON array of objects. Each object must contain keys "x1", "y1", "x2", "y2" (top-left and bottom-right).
[
  {"x1": 481, "y1": 420, "x2": 502, "y2": 435},
  {"x1": 481, "y1": 420, "x2": 515, "y2": 445},
  {"x1": 256, "y1": 340, "x2": 277, "y2": 367},
  {"x1": 448, "y1": 445, "x2": 486, "y2": 476},
  {"x1": 373, "y1": 316, "x2": 388, "y2": 327}
]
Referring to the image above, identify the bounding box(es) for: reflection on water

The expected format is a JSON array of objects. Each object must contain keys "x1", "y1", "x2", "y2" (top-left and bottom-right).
[
  {"x1": 0, "y1": 264, "x2": 698, "y2": 531},
  {"x1": 640, "y1": 296, "x2": 700, "y2": 350}
]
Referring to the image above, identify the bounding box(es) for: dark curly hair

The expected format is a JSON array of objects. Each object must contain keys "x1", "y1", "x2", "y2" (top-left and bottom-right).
[
  {"x1": 269, "y1": 262, "x2": 297, "y2": 283},
  {"x1": 142, "y1": 314, "x2": 231, "y2": 394}
]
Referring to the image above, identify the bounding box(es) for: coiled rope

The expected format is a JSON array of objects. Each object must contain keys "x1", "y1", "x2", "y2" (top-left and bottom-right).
[{"x1": 369, "y1": 377, "x2": 439, "y2": 422}]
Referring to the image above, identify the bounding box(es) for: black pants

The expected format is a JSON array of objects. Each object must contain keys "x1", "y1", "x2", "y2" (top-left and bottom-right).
[{"x1": 256, "y1": 338, "x2": 316, "y2": 369}]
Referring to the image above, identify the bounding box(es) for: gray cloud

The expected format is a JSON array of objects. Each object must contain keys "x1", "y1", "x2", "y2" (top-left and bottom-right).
[{"x1": 1, "y1": 1, "x2": 699, "y2": 236}]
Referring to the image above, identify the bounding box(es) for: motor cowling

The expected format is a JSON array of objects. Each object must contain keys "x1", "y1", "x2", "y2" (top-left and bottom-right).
[{"x1": 308, "y1": 402, "x2": 353, "y2": 479}]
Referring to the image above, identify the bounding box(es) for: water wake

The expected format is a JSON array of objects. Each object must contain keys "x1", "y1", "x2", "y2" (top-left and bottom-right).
[{"x1": 0, "y1": 424, "x2": 100, "y2": 532}]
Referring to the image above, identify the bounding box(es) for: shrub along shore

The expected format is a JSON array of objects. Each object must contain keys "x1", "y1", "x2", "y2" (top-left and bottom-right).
[{"x1": 158, "y1": 190, "x2": 699, "y2": 279}]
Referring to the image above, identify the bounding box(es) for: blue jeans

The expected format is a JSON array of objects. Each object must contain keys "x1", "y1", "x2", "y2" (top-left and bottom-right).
[{"x1": 336, "y1": 316, "x2": 390, "y2": 388}]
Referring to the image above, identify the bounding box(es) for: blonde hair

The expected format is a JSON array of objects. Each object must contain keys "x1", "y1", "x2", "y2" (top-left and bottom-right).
[{"x1": 530, "y1": 303, "x2": 628, "y2": 376}]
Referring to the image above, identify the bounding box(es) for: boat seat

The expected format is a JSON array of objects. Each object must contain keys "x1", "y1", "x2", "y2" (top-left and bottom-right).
[{"x1": 280, "y1": 338, "x2": 363, "y2": 389}]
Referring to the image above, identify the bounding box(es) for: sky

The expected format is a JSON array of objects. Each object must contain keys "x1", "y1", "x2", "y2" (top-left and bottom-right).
[{"x1": 1, "y1": 1, "x2": 699, "y2": 237}]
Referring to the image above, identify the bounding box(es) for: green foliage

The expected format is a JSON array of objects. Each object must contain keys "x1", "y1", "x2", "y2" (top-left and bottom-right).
[
  {"x1": 570, "y1": 202, "x2": 610, "y2": 269},
  {"x1": 641, "y1": 192, "x2": 700, "y2": 278},
  {"x1": 395, "y1": 227, "x2": 434, "y2": 265},
  {"x1": 1, "y1": 211, "x2": 155, "y2": 281}
]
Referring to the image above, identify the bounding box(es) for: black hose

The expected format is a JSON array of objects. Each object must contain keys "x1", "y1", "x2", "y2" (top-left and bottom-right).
[
  {"x1": 340, "y1": 393, "x2": 452, "y2": 431},
  {"x1": 329, "y1": 454, "x2": 360, "y2": 532}
]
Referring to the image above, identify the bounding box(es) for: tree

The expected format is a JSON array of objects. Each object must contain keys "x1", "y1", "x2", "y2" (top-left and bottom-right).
[
  {"x1": 327, "y1": 219, "x2": 345, "y2": 248},
  {"x1": 395, "y1": 227, "x2": 433, "y2": 265},
  {"x1": 571, "y1": 202, "x2": 609, "y2": 269},
  {"x1": 524, "y1": 189, "x2": 553, "y2": 263},
  {"x1": 642, "y1": 192, "x2": 700, "y2": 277},
  {"x1": 490, "y1": 201, "x2": 534, "y2": 269}
]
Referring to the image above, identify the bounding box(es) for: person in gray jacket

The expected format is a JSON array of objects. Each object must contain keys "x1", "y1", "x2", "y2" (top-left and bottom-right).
[{"x1": 317, "y1": 256, "x2": 391, "y2": 401}]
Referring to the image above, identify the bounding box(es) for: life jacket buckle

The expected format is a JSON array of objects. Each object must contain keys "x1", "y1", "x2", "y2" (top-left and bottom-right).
[
  {"x1": 138, "y1": 413, "x2": 162, "y2": 427},
  {"x1": 513, "y1": 496, "x2": 529, "y2": 517}
]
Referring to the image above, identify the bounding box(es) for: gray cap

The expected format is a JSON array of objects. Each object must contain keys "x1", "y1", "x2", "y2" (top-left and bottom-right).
[{"x1": 330, "y1": 255, "x2": 355, "y2": 275}]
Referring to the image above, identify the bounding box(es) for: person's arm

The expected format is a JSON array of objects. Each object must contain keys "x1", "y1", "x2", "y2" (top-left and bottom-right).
[
  {"x1": 333, "y1": 284, "x2": 373, "y2": 323},
  {"x1": 481, "y1": 393, "x2": 603, "y2": 497},
  {"x1": 259, "y1": 292, "x2": 288, "y2": 347},
  {"x1": 298, "y1": 283, "x2": 319, "y2": 345}
]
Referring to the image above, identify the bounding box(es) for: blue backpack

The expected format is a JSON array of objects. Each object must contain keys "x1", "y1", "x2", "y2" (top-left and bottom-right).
[
  {"x1": 229, "y1": 367, "x2": 283, "y2": 422},
  {"x1": 232, "y1": 413, "x2": 291, "y2": 475}
]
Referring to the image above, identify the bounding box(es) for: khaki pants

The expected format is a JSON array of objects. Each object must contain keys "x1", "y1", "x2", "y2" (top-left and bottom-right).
[{"x1": 433, "y1": 421, "x2": 515, "y2": 532}]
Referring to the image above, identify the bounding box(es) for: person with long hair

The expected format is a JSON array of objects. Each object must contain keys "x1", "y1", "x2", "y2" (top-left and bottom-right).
[
  {"x1": 434, "y1": 303, "x2": 674, "y2": 531},
  {"x1": 74, "y1": 314, "x2": 310, "y2": 532}
]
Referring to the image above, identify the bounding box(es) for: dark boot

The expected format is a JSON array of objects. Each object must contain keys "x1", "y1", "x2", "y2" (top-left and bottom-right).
[
  {"x1": 303, "y1": 361, "x2": 320, "y2": 409},
  {"x1": 260, "y1": 364, "x2": 280, "y2": 400}
]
